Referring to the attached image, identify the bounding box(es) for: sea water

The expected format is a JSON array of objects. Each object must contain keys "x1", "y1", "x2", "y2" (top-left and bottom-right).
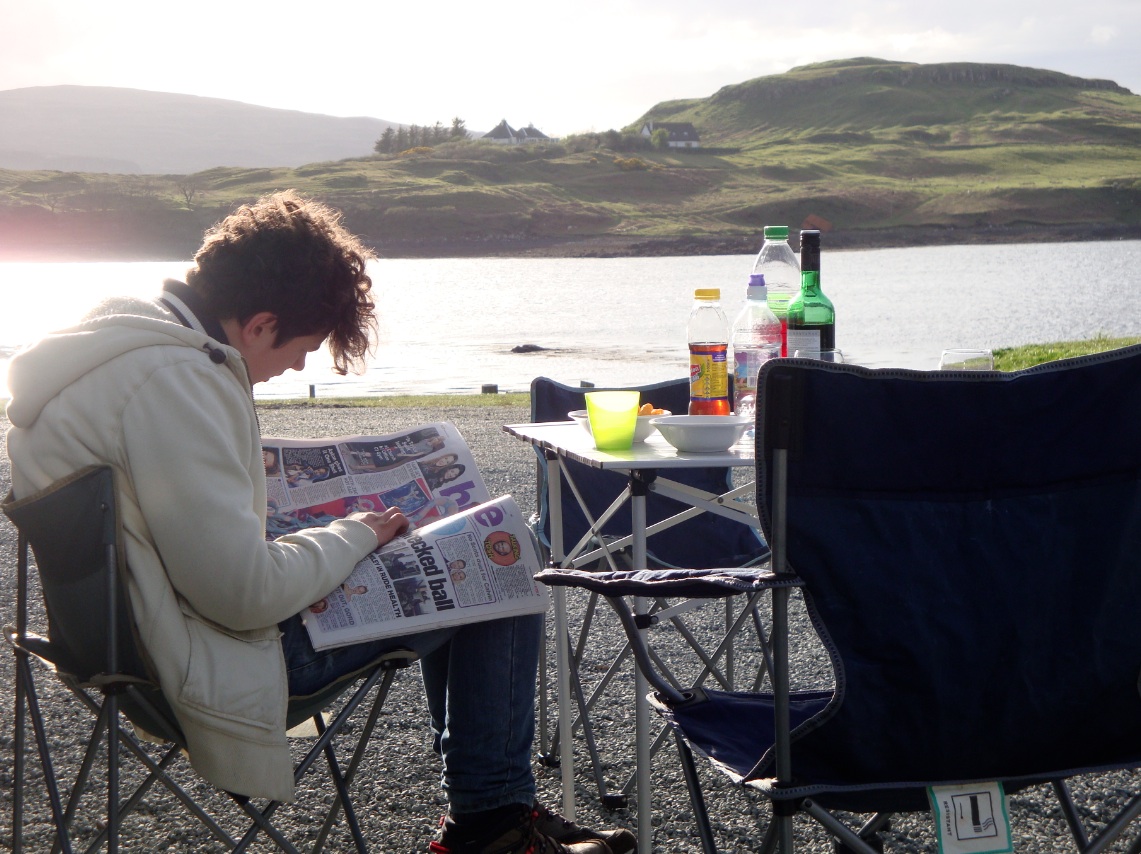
[{"x1": 1, "y1": 241, "x2": 1139, "y2": 399}]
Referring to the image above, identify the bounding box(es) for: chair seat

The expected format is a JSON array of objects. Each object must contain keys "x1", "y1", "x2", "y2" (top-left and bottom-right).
[
  {"x1": 655, "y1": 688, "x2": 831, "y2": 784},
  {"x1": 658, "y1": 688, "x2": 1076, "y2": 813}
]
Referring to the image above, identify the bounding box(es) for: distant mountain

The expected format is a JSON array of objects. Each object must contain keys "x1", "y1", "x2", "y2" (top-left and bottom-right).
[
  {"x1": 0, "y1": 86, "x2": 399, "y2": 174},
  {"x1": 3, "y1": 59, "x2": 1139, "y2": 262},
  {"x1": 639, "y1": 57, "x2": 1136, "y2": 143}
]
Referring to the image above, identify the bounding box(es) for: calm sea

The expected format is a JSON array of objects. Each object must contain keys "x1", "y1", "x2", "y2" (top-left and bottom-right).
[{"x1": 2, "y1": 241, "x2": 1139, "y2": 399}]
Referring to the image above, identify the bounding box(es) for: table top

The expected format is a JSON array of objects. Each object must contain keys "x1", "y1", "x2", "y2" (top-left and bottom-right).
[{"x1": 503, "y1": 421, "x2": 755, "y2": 471}]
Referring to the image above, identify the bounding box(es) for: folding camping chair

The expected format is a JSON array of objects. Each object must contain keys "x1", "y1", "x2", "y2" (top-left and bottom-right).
[
  {"x1": 529, "y1": 376, "x2": 770, "y2": 808},
  {"x1": 538, "y1": 345, "x2": 1141, "y2": 852},
  {"x1": 4, "y1": 465, "x2": 418, "y2": 853}
]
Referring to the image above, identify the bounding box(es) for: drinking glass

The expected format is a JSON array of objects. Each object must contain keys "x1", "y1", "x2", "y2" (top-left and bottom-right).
[
  {"x1": 939, "y1": 349, "x2": 994, "y2": 371},
  {"x1": 793, "y1": 348, "x2": 845, "y2": 364},
  {"x1": 584, "y1": 391, "x2": 640, "y2": 450}
]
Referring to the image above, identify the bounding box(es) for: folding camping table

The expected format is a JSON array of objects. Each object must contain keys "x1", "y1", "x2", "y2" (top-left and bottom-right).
[{"x1": 503, "y1": 421, "x2": 759, "y2": 854}]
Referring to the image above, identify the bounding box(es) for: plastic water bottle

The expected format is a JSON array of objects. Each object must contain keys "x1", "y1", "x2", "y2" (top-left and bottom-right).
[
  {"x1": 687, "y1": 288, "x2": 730, "y2": 415},
  {"x1": 750, "y1": 226, "x2": 800, "y2": 356},
  {"x1": 730, "y1": 273, "x2": 782, "y2": 425}
]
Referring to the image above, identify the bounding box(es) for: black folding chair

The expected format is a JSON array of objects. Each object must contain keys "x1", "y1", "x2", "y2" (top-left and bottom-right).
[
  {"x1": 4, "y1": 465, "x2": 418, "y2": 853},
  {"x1": 539, "y1": 345, "x2": 1141, "y2": 852},
  {"x1": 529, "y1": 376, "x2": 770, "y2": 809}
]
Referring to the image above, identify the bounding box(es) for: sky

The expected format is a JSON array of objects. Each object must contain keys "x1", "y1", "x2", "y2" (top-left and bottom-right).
[{"x1": 2, "y1": 0, "x2": 1138, "y2": 138}]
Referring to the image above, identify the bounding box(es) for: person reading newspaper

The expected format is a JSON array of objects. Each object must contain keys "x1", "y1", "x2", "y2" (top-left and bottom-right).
[{"x1": 5, "y1": 192, "x2": 635, "y2": 854}]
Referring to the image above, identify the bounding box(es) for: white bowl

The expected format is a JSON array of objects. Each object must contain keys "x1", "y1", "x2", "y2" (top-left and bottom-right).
[
  {"x1": 568, "y1": 409, "x2": 668, "y2": 443},
  {"x1": 649, "y1": 414, "x2": 751, "y2": 453}
]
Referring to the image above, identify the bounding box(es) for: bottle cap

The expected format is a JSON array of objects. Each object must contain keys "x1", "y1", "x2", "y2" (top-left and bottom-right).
[
  {"x1": 800, "y1": 230, "x2": 822, "y2": 272},
  {"x1": 749, "y1": 274, "x2": 767, "y2": 288},
  {"x1": 763, "y1": 226, "x2": 789, "y2": 240},
  {"x1": 694, "y1": 288, "x2": 720, "y2": 300}
]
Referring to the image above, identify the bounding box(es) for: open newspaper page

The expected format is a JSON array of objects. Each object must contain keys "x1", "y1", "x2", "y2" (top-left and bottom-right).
[
  {"x1": 260, "y1": 422, "x2": 547, "y2": 649},
  {"x1": 300, "y1": 494, "x2": 547, "y2": 649},
  {"x1": 263, "y1": 422, "x2": 486, "y2": 532}
]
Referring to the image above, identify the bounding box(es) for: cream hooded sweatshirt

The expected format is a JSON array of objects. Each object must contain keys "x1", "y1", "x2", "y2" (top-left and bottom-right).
[{"x1": 5, "y1": 294, "x2": 379, "y2": 801}]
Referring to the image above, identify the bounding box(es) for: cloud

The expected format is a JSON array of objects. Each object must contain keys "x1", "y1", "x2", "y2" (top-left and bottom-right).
[{"x1": 1087, "y1": 25, "x2": 1118, "y2": 44}]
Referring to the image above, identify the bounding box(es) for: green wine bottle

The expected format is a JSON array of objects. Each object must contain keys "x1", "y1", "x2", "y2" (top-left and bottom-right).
[{"x1": 785, "y1": 229, "x2": 835, "y2": 357}]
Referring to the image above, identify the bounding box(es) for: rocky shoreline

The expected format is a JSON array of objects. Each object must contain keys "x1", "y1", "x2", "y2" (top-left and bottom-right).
[
  {"x1": 373, "y1": 221, "x2": 1141, "y2": 260},
  {"x1": 1, "y1": 404, "x2": 1134, "y2": 851},
  {"x1": 3, "y1": 221, "x2": 1139, "y2": 263}
]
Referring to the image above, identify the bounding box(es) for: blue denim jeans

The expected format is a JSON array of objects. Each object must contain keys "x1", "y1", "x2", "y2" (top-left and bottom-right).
[{"x1": 280, "y1": 612, "x2": 542, "y2": 814}]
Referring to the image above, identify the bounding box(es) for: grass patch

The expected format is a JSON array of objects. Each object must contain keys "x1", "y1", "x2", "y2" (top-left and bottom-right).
[{"x1": 993, "y1": 335, "x2": 1141, "y2": 370}]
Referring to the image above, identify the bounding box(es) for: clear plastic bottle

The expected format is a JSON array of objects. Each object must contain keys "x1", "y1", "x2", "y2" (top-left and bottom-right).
[
  {"x1": 687, "y1": 288, "x2": 730, "y2": 415},
  {"x1": 750, "y1": 225, "x2": 800, "y2": 356},
  {"x1": 730, "y1": 273, "x2": 783, "y2": 423}
]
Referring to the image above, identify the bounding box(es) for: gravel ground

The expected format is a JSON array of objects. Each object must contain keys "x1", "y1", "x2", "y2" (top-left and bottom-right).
[{"x1": 2, "y1": 403, "x2": 1138, "y2": 852}]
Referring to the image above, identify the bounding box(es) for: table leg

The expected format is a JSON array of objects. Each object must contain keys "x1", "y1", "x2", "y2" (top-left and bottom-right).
[
  {"x1": 553, "y1": 587, "x2": 575, "y2": 818},
  {"x1": 547, "y1": 455, "x2": 577, "y2": 819},
  {"x1": 631, "y1": 485, "x2": 651, "y2": 854}
]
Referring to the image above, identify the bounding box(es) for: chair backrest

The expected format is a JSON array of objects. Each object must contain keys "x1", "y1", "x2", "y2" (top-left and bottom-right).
[
  {"x1": 3, "y1": 465, "x2": 149, "y2": 684},
  {"x1": 754, "y1": 346, "x2": 1141, "y2": 794},
  {"x1": 531, "y1": 376, "x2": 765, "y2": 568}
]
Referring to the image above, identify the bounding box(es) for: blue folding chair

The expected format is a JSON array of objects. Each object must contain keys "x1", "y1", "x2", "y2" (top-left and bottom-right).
[
  {"x1": 539, "y1": 345, "x2": 1141, "y2": 852},
  {"x1": 529, "y1": 376, "x2": 770, "y2": 810}
]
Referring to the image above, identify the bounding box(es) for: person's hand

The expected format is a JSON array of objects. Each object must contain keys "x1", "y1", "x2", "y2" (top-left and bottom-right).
[{"x1": 347, "y1": 507, "x2": 409, "y2": 548}]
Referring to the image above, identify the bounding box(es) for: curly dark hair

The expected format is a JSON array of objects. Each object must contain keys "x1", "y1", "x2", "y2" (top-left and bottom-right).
[{"x1": 186, "y1": 191, "x2": 377, "y2": 375}]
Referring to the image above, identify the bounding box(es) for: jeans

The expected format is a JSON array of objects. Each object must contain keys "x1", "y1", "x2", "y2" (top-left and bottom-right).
[{"x1": 280, "y1": 611, "x2": 543, "y2": 814}]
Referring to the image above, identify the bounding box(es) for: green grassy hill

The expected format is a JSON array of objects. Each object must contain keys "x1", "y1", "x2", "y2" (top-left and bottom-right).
[{"x1": 2, "y1": 58, "x2": 1139, "y2": 260}]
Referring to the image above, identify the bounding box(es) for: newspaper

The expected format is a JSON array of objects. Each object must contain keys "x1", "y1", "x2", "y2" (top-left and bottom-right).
[{"x1": 262, "y1": 422, "x2": 548, "y2": 650}]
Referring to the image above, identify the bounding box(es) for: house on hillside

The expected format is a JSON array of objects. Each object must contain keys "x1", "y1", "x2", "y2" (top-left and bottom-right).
[
  {"x1": 482, "y1": 120, "x2": 553, "y2": 144},
  {"x1": 640, "y1": 121, "x2": 701, "y2": 149}
]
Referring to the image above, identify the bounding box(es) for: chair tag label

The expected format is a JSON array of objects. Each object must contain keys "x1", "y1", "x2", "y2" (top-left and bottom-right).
[{"x1": 928, "y1": 782, "x2": 1012, "y2": 854}]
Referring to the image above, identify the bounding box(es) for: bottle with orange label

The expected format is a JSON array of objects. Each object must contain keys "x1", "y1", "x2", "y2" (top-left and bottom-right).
[{"x1": 687, "y1": 288, "x2": 730, "y2": 415}]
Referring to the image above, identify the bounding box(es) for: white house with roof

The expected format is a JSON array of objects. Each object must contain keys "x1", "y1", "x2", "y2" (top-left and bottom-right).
[
  {"x1": 482, "y1": 120, "x2": 553, "y2": 144},
  {"x1": 640, "y1": 121, "x2": 701, "y2": 148}
]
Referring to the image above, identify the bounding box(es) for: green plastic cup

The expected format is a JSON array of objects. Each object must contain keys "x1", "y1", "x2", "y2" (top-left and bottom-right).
[{"x1": 584, "y1": 391, "x2": 640, "y2": 451}]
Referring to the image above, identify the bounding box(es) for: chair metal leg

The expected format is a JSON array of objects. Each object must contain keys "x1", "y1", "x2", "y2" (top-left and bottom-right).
[
  {"x1": 547, "y1": 605, "x2": 632, "y2": 807},
  {"x1": 18, "y1": 656, "x2": 75, "y2": 854},
  {"x1": 1054, "y1": 779, "x2": 1091, "y2": 849},
  {"x1": 759, "y1": 814, "x2": 779, "y2": 854},
  {"x1": 13, "y1": 651, "x2": 27, "y2": 854},
  {"x1": 1123, "y1": 823, "x2": 1141, "y2": 854},
  {"x1": 674, "y1": 730, "x2": 718, "y2": 854},
  {"x1": 67, "y1": 683, "x2": 236, "y2": 850},
  {"x1": 313, "y1": 664, "x2": 402, "y2": 851},
  {"x1": 314, "y1": 714, "x2": 368, "y2": 853},
  {"x1": 1084, "y1": 791, "x2": 1141, "y2": 854},
  {"x1": 568, "y1": 645, "x2": 624, "y2": 807},
  {"x1": 106, "y1": 691, "x2": 119, "y2": 853},
  {"x1": 801, "y1": 799, "x2": 881, "y2": 854},
  {"x1": 13, "y1": 657, "x2": 23, "y2": 849}
]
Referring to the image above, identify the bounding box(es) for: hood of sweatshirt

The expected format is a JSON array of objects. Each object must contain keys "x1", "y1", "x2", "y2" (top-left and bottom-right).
[{"x1": 5, "y1": 294, "x2": 244, "y2": 429}]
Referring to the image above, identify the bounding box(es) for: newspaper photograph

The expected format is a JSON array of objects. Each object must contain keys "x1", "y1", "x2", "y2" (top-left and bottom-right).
[{"x1": 261, "y1": 422, "x2": 548, "y2": 649}]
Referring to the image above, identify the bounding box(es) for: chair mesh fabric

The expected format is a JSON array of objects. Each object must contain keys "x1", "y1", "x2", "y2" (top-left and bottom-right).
[
  {"x1": 664, "y1": 345, "x2": 1141, "y2": 812},
  {"x1": 4, "y1": 466, "x2": 148, "y2": 683},
  {"x1": 530, "y1": 376, "x2": 766, "y2": 568}
]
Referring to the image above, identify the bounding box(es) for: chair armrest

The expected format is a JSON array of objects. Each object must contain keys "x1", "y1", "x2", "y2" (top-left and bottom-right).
[{"x1": 534, "y1": 566, "x2": 800, "y2": 599}]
